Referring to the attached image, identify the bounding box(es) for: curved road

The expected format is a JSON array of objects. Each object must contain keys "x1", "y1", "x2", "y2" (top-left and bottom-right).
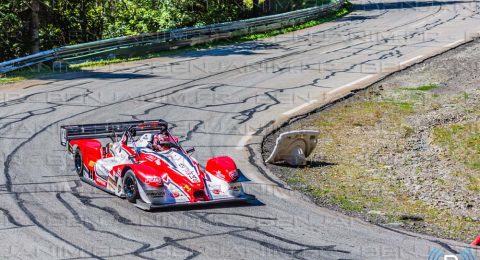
[{"x1": 1, "y1": 0, "x2": 480, "y2": 259}]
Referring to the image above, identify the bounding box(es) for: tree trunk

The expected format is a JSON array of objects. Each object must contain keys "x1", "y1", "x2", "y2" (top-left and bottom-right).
[
  {"x1": 264, "y1": 0, "x2": 272, "y2": 14},
  {"x1": 31, "y1": 0, "x2": 40, "y2": 54},
  {"x1": 252, "y1": 0, "x2": 259, "y2": 17},
  {"x1": 80, "y1": 0, "x2": 88, "y2": 42}
]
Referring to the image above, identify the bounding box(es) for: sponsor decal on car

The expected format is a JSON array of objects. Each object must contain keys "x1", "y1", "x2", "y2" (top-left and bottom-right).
[
  {"x1": 229, "y1": 170, "x2": 239, "y2": 180},
  {"x1": 209, "y1": 185, "x2": 222, "y2": 195},
  {"x1": 171, "y1": 191, "x2": 180, "y2": 198},
  {"x1": 88, "y1": 160, "x2": 95, "y2": 167},
  {"x1": 95, "y1": 177, "x2": 107, "y2": 186},
  {"x1": 148, "y1": 190, "x2": 165, "y2": 198},
  {"x1": 145, "y1": 154, "x2": 156, "y2": 161},
  {"x1": 214, "y1": 170, "x2": 223, "y2": 179},
  {"x1": 229, "y1": 183, "x2": 241, "y2": 191},
  {"x1": 184, "y1": 184, "x2": 191, "y2": 192},
  {"x1": 145, "y1": 176, "x2": 162, "y2": 186},
  {"x1": 185, "y1": 169, "x2": 199, "y2": 183}
]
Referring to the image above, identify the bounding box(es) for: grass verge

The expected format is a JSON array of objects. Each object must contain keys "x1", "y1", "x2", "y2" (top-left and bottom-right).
[
  {"x1": 270, "y1": 80, "x2": 479, "y2": 242},
  {"x1": 432, "y1": 121, "x2": 480, "y2": 170}
]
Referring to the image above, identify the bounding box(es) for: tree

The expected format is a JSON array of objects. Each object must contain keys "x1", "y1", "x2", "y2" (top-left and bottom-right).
[
  {"x1": 0, "y1": 0, "x2": 260, "y2": 62},
  {"x1": 252, "y1": 0, "x2": 259, "y2": 16},
  {"x1": 30, "y1": 0, "x2": 40, "y2": 53}
]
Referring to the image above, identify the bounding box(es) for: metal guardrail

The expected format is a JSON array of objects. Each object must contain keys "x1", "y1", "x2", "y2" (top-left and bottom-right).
[{"x1": 0, "y1": 0, "x2": 345, "y2": 74}]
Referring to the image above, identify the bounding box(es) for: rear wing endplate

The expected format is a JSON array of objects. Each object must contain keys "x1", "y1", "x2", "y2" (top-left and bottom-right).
[{"x1": 60, "y1": 120, "x2": 168, "y2": 146}]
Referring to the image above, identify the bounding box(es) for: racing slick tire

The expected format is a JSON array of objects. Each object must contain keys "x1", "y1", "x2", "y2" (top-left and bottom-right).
[
  {"x1": 74, "y1": 149, "x2": 84, "y2": 177},
  {"x1": 123, "y1": 170, "x2": 140, "y2": 203}
]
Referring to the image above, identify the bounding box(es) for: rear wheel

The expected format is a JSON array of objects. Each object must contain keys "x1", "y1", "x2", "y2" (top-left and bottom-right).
[
  {"x1": 74, "y1": 149, "x2": 84, "y2": 177},
  {"x1": 123, "y1": 170, "x2": 139, "y2": 203}
]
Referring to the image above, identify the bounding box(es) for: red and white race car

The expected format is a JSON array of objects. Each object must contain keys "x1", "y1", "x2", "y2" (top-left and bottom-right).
[{"x1": 60, "y1": 120, "x2": 252, "y2": 210}]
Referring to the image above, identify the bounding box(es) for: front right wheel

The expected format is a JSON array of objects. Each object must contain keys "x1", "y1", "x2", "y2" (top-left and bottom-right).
[{"x1": 123, "y1": 170, "x2": 139, "y2": 203}]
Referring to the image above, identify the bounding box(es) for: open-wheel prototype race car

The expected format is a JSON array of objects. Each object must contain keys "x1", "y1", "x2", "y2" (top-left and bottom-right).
[{"x1": 60, "y1": 120, "x2": 253, "y2": 210}]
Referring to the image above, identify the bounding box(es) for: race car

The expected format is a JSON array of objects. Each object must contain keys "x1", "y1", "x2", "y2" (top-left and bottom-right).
[{"x1": 60, "y1": 120, "x2": 252, "y2": 210}]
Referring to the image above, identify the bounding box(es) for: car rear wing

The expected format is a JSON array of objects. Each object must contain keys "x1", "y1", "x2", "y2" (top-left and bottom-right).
[{"x1": 60, "y1": 120, "x2": 168, "y2": 146}]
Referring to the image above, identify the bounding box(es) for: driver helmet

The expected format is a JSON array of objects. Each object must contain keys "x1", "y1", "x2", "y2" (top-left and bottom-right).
[{"x1": 152, "y1": 133, "x2": 170, "y2": 151}]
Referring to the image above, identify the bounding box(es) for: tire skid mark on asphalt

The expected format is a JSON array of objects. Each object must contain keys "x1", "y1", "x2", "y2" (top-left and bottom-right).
[
  {"x1": 170, "y1": 120, "x2": 205, "y2": 144},
  {"x1": 120, "y1": 103, "x2": 170, "y2": 121},
  {"x1": 271, "y1": 7, "x2": 442, "y2": 73},
  {"x1": 0, "y1": 81, "x2": 95, "y2": 108},
  {"x1": 55, "y1": 192, "x2": 154, "y2": 260},
  {"x1": 272, "y1": 3, "x2": 471, "y2": 77},
  {"x1": 144, "y1": 102, "x2": 238, "y2": 115},
  {"x1": 279, "y1": 10, "x2": 389, "y2": 49},
  {"x1": 183, "y1": 211, "x2": 351, "y2": 260},
  {"x1": 0, "y1": 107, "x2": 57, "y2": 132},
  {"x1": 3, "y1": 111, "x2": 105, "y2": 259},
  {"x1": 69, "y1": 180, "x2": 204, "y2": 235},
  {"x1": 133, "y1": 234, "x2": 219, "y2": 259},
  {"x1": 67, "y1": 180, "x2": 298, "y2": 259},
  {"x1": 0, "y1": 207, "x2": 28, "y2": 227}
]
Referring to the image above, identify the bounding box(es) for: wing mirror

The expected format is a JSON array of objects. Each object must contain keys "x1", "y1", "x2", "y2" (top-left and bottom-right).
[
  {"x1": 101, "y1": 147, "x2": 108, "y2": 158},
  {"x1": 128, "y1": 154, "x2": 138, "y2": 162},
  {"x1": 185, "y1": 147, "x2": 195, "y2": 155}
]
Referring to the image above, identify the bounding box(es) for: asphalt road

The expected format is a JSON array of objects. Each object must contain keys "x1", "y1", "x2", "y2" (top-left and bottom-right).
[{"x1": 1, "y1": 0, "x2": 479, "y2": 259}]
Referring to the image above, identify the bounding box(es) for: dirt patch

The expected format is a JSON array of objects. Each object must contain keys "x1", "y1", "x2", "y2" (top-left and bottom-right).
[{"x1": 263, "y1": 40, "x2": 480, "y2": 242}]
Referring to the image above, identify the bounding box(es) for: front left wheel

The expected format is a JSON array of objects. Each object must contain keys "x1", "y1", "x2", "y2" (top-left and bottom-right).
[
  {"x1": 123, "y1": 170, "x2": 139, "y2": 203},
  {"x1": 74, "y1": 149, "x2": 84, "y2": 177}
]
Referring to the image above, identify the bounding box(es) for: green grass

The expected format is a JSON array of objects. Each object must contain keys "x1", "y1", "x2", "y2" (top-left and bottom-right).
[
  {"x1": 467, "y1": 175, "x2": 480, "y2": 192},
  {"x1": 240, "y1": 4, "x2": 350, "y2": 41},
  {"x1": 401, "y1": 83, "x2": 439, "y2": 91},
  {"x1": 329, "y1": 195, "x2": 364, "y2": 212},
  {"x1": 0, "y1": 1, "x2": 351, "y2": 84},
  {"x1": 432, "y1": 122, "x2": 480, "y2": 170},
  {"x1": 68, "y1": 57, "x2": 144, "y2": 69},
  {"x1": 0, "y1": 75, "x2": 25, "y2": 85},
  {"x1": 0, "y1": 64, "x2": 80, "y2": 84}
]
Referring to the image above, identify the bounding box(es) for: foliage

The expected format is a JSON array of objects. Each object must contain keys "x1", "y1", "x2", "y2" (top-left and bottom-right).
[
  {"x1": 0, "y1": 1, "x2": 30, "y2": 60},
  {"x1": 0, "y1": 0, "x2": 269, "y2": 61}
]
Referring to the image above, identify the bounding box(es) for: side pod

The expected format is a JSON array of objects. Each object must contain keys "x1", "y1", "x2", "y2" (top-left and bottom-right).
[{"x1": 205, "y1": 156, "x2": 240, "y2": 182}]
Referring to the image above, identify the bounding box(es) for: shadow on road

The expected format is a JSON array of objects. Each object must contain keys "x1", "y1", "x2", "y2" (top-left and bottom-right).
[
  {"x1": 34, "y1": 70, "x2": 158, "y2": 81},
  {"x1": 148, "y1": 197, "x2": 265, "y2": 213},
  {"x1": 174, "y1": 41, "x2": 282, "y2": 58}
]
